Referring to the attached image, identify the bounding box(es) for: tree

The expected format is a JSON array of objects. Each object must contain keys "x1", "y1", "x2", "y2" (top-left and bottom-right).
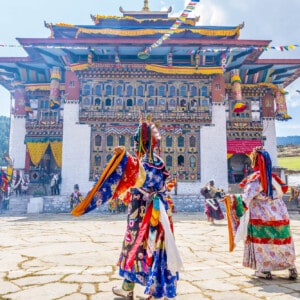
[{"x1": 0, "y1": 116, "x2": 9, "y2": 167}]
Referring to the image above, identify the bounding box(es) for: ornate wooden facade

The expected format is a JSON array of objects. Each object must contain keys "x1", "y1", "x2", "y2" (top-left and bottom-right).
[
  {"x1": 0, "y1": 2, "x2": 300, "y2": 188},
  {"x1": 77, "y1": 64, "x2": 213, "y2": 180}
]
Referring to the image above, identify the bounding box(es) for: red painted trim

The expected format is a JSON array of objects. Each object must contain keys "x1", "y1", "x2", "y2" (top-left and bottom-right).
[
  {"x1": 257, "y1": 59, "x2": 300, "y2": 64},
  {"x1": 16, "y1": 37, "x2": 272, "y2": 47},
  {"x1": 250, "y1": 219, "x2": 290, "y2": 226},
  {"x1": 248, "y1": 236, "x2": 292, "y2": 245}
]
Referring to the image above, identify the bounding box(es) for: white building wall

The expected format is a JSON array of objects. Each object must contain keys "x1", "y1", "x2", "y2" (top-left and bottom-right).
[
  {"x1": 200, "y1": 104, "x2": 228, "y2": 191},
  {"x1": 177, "y1": 104, "x2": 228, "y2": 194},
  {"x1": 9, "y1": 116, "x2": 26, "y2": 169},
  {"x1": 263, "y1": 118, "x2": 278, "y2": 166},
  {"x1": 60, "y1": 101, "x2": 91, "y2": 195}
]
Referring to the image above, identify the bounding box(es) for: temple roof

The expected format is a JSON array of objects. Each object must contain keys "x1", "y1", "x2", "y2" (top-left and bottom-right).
[
  {"x1": 119, "y1": 0, "x2": 171, "y2": 19},
  {"x1": 45, "y1": 21, "x2": 242, "y2": 40},
  {"x1": 0, "y1": 2, "x2": 299, "y2": 91}
]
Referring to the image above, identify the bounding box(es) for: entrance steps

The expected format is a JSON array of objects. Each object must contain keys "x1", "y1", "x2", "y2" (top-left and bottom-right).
[{"x1": 5, "y1": 195, "x2": 29, "y2": 215}]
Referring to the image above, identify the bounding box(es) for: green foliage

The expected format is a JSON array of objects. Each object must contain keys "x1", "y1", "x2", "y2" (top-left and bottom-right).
[
  {"x1": 278, "y1": 156, "x2": 300, "y2": 171},
  {"x1": 0, "y1": 116, "x2": 9, "y2": 167}
]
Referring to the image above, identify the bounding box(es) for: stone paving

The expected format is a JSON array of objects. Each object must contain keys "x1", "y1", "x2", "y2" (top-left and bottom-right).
[{"x1": 0, "y1": 212, "x2": 299, "y2": 300}]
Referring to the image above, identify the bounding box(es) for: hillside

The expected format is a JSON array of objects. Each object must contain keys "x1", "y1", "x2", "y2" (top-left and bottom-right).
[
  {"x1": 277, "y1": 144, "x2": 300, "y2": 157},
  {"x1": 277, "y1": 136, "x2": 300, "y2": 146}
]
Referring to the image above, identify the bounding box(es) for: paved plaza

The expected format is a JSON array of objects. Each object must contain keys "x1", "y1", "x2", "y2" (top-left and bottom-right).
[{"x1": 0, "y1": 212, "x2": 299, "y2": 300}]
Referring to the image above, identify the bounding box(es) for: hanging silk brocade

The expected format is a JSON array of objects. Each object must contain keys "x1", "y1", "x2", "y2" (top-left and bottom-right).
[
  {"x1": 274, "y1": 89, "x2": 292, "y2": 120},
  {"x1": 50, "y1": 67, "x2": 61, "y2": 110},
  {"x1": 49, "y1": 141, "x2": 63, "y2": 168},
  {"x1": 26, "y1": 141, "x2": 49, "y2": 167}
]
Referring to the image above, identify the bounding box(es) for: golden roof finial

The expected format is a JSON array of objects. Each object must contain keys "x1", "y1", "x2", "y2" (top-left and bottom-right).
[{"x1": 143, "y1": 0, "x2": 149, "y2": 11}]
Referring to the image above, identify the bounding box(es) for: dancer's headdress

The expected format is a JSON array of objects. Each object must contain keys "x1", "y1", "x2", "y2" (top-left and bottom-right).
[
  {"x1": 250, "y1": 146, "x2": 273, "y2": 198},
  {"x1": 134, "y1": 113, "x2": 161, "y2": 161}
]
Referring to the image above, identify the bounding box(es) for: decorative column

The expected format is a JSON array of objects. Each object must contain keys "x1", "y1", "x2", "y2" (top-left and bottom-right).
[
  {"x1": 231, "y1": 69, "x2": 247, "y2": 114},
  {"x1": 231, "y1": 69, "x2": 242, "y2": 101}
]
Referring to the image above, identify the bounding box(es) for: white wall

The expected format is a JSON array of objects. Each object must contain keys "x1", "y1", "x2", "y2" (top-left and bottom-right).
[
  {"x1": 60, "y1": 101, "x2": 91, "y2": 195},
  {"x1": 263, "y1": 118, "x2": 278, "y2": 166},
  {"x1": 200, "y1": 103, "x2": 228, "y2": 191},
  {"x1": 9, "y1": 116, "x2": 26, "y2": 169}
]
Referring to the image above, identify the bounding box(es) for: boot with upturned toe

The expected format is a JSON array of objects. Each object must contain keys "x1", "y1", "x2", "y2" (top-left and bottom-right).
[
  {"x1": 254, "y1": 270, "x2": 272, "y2": 280},
  {"x1": 112, "y1": 286, "x2": 134, "y2": 299},
  {"x1": 288, "y1": 267, "x2": 298, "y2": 280}
]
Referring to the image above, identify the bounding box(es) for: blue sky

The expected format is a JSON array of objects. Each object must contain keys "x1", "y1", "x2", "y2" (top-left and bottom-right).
[{"x1": 0, "y1": 0, "x2": 300, "y2": 136}]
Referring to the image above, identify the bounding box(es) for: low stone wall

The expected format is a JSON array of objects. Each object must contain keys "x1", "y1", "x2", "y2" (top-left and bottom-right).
[
  {"x1": 5, "y1": 194, "x2": 299, "y2": 215},
  {"x1": 43, "y1": 195, "x2": 207, "y2": 214},
  {"x1": 43, "y1": 196, "x2": 71, "y2": 213}
]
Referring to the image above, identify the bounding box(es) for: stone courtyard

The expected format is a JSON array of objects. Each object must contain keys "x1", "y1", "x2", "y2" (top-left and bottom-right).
[{"x1": 0, "y1": 212, "x2": 299, "y2": 300}]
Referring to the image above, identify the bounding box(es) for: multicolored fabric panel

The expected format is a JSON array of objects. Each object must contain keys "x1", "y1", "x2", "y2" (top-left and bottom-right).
[
  {"x1": 240, "y1": 172, "x2": 288, "y2": 194},
  {"x1": 71, "y1": 147, "x2": 128, "y2": 216},
  {"x1": 223, "y1": 194, "x2": 248, "y2": 251},
  {"x1": 248, "y1": 219, "x2": 292, "y2": 245}
]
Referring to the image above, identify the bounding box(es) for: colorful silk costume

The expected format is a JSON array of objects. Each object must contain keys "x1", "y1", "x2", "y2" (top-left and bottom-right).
[
  {"x1": 72, "y1": 119, "x2": 183, "y2": 299},
  {"x1": 224, "y1": 148, "x2": 297, "y2": 274},
  {"x1": 200, "y1": 183, "x2": 224, "y2": 221}
]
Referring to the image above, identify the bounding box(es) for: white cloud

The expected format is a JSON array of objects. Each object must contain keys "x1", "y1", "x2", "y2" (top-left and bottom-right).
[
  {"x1": 287, "y1": 94, "x2": 300, "y2": 108},
  {"x1": 276, "y1": 122, "x2": 300, "y2": 137}
]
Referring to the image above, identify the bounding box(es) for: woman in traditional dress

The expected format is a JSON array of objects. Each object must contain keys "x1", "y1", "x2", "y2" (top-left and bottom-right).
[
  {"x1": 72, "y1": 115, "x2": 183, "y2": 300},
  {"x1": 200, "y1": 179, "x2": 224, "y2": 224},
  {"x1": 224, "y1": 147, "x2": 298, "y2": 280}
]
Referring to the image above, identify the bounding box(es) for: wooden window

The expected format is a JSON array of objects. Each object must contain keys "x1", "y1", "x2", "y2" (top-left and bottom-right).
[
  {"x1": 106, "y1": 85, "x2": 112, "y2": 96},
  {"x1": 119, "y1": 135, "x2": 125, "y2": 146},
  {"x1": 201, "y1": 86, "x2": 207, "y2": 96},
  {"x1": 189, "y1": 156, "x2": 196, "y2": 169},
  {"x1": 169, "y1": 86, "x2": 176, "y2": 97},
  {"x1": 116, "y1": 86, "x2": 122, "y2": 96},
  {"x1": 107, "y1": 135, "x2": 113, "y2": 147},
  {"x1": 180, "y1": 86, "x2": 187, "y2": 97},
  {"x1": 166, "y1": 155, "x2": 172, "y2": 168},
  {"x1": 137, "y1": 86, "x2": 144, "y2": 96},
  {"x1": 95, "y1": 135, "x2": 101, "y2": 146},
  {"x1": 166, "y1": 136, "x2": 172, "y2": 147},
  {"x1": 95, "y1": 85, "x2": 101, "y2": 96},
  {"x1": 178, "y1": 136, "x2": 184, "y2": 147},
  {"x1": 83, "y1": 84, "x2": 91, "y2": 96},
  {"x1": 95, "y1": 155, "x2": 101, "y2": 166},
  {"x1": 189, "y1": 136, "x2": 196, "y2": 147}
]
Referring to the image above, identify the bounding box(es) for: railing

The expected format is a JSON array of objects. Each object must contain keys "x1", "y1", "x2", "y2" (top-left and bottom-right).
[
  {"x1": 25, "y1": 119, "x2": 63, "y2": 130},
  {"x1": 226, "y1": 120, "x2": 263, "y2": 131},
  {"x1": 79, "y1": 110, "x2": 212, "y2": 123}
]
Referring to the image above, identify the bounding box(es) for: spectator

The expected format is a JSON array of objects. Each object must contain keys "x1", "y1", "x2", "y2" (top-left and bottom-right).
[
  {"x1": 70, "y1": 184, "x2": 83, "y2": 209},
  {"x1": 50, "y1": 174, "x2": 56, "y2": 195},
  {"x1": 243, "y1": 164, "x2": 249, "y2": 178},
  {"x1": 228, "y1": 166, "x2": 236, "y2": 183},
  {"x1": 15, "y1": 171, "x2": 22, "y2": 196},
  {"x1": 200, "y1": 179, "x2": 225, "y2": 224}
]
